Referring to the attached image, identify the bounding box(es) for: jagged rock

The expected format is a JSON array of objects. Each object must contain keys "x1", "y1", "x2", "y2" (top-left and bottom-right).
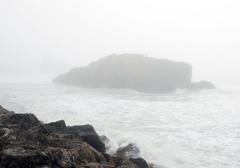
[
  {"x1": 45, "y1": 121, "x2": 105, "y2": 153},
  {"x1": 130, "y1": 158, "x2": 149, "y2": 168},
  {"x1": 100, "y1": 135, "x2": 111, "y2": 151},
  {"x1": 3, "y1": 113, "x2": 41, "y2": 130},
  {"x1": 0, "y1": 105, "x2": 144, "y2": 168},
  {"x1": 116, "y1": 144, "x2": 140, "y2": 159},
  {"x1": 188, "y1": 81, "x2": 216, "y2": 90},
  {"x1": 111, "y1": 157, "x2": 138, "y2": 168},
  {"x1": 0, "y1": 146, "x2": 50, "y2": 168},
  {"x1": 115, "y1": 144, "x2": 149, "y2": 168},
  {"x1": 44, "y1": 120, "x2": 66, "y2": 133},
  {"x1": 0, "y1": 106, "x2": 12, "y2": 115},
  {"x1": 65, "y1": 125, "x2": 106, "y2": 153}
]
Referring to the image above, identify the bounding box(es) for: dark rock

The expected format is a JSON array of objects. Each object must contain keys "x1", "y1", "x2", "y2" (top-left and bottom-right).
[
  {"x1": 100, "y1": 135, "x2": 111, "y2": 151},
  {"x1": 0, "y1": 146, "x2": 50, "y2": 168},
  {"x1": 44, "y1": 120, "x2": 66, "y2": 133},
  {"x1": 116, "y1": 143, "x2": 140, "y2": 159},
  {"x1": 0, "y1": 105, "x2": 149, "y2": 168},
  {"x1": 111, "y1": 156, "x2": 138, "y2": 168},
  {"x1": 0, "y1": 106, "x2": 13, "y2": 115},
  {"x1": 5, "y1": 113, "x2": 41, "y2": 130},
  {"x1": 99, "y1": 135, "x2": 109, "y2": 144},
  {"x1": 45, "y1": 121, "x2": 105, "y2": 153},
  {"x1": 130, "y1": 158, "x2": 149, "y2": 168},
  {"x1": 54, "y1": 54, "x2": 193, "y2": 93},
  {"x1": 65, "y1": 125, "x2": 106, "y2": 153},
  {"x1": 102, "y1": 153, "x2": 111, "y2": 162},
  {"x1": 115, "y1": 144, "x2": 149, "y2": 168},
  {"x1": 188, "y1": 81, "x2": 216, "y2": 90}
]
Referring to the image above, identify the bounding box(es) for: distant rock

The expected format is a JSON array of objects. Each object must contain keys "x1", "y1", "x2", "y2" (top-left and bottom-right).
[
  {"x1": 54, "y1": 54, "x2": 193, "y2": 93},
  {"x1": 188, "y1": 81, "x2": 216, "y2": 90},
  {"x1": 54, "y1": 54, "x2": 215, "y2": 93}
]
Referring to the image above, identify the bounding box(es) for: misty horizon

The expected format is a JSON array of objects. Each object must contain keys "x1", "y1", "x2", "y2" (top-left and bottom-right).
[
  {"x1": 1, "y1": 0, "x2": 240, "y2": 83},
  {"x1": 0, "y1": 1, "x2": 240, "y2": 168}
]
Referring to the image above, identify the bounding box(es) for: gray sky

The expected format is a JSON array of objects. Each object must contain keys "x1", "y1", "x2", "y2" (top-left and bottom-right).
[{"x1": 0, "y1": 0, "x2": 240, "y2": 83}]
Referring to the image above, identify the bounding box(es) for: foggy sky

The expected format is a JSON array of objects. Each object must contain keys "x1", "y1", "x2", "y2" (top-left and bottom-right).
[{"x1": 0, "y1": 0, "x2": 240, "y2": 83}]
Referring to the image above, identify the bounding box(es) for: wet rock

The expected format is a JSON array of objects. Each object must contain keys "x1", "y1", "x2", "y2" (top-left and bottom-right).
[
  {"x1": 65, "y1": 125, "x2": 106, "y2": 153},
  {"x1": 116, "y1": 144, "x2": 140, "y2": 159},
  {"x1": 100, "y1": 135, "x2": 111, "y2": 151},
  {"x1": 0, "y1": 106, "x2": 11, "y2": 115},
  {"x1": 45, "y1": 121, "x2": 106, "y2": 153},
  {"x1": 112, "y1": 157, "x2": 138, "y2": 168},
  {"x1": 116, "y1": 144, "x2": 149, "y2": 168},
  {"x1": 0, "y1": 105, "x2": 150, "y2": 168},
  {"x1": 44, "y1": 120, "x2": 106, "y2": 152},
  {"x1": 5, "y1": 113, "x2": 41, "y2": 130},
  {"x1": 44, "y1": 120, "x2": 66, "y2": 133},
  {"x1": 0, "y1": 146, "x2": 50, "y2": 168},
  {"x1": 130, "y1": 158, "x2": 149, "y2": 168}
]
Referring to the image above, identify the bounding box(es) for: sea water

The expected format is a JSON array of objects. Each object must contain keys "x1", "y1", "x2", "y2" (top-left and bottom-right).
[{"x1": 0, "y1": 81, "x2": 239, "y2": 168}]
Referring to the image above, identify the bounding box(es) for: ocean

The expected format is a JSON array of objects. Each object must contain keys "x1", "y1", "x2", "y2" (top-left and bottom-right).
[{"x1": 0, "y1": 81, "x2": 239, "y2": 168}]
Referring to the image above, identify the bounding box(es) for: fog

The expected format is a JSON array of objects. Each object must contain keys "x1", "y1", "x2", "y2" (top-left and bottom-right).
[{"x1": 0, "y1": 0, "x2": 240, "y2": 83}]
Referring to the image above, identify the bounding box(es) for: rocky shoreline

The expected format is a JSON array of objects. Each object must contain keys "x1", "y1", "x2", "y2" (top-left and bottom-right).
[{"x1": 0, "y1": 105, "x2": 150, "y2": 168}]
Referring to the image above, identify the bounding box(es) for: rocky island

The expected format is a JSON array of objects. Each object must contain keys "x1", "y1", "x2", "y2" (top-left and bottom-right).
[
  {"x1": 0, "y1": 105, "x2": 150, "y2": 168},
  {"x1": 54, "y1": 54, "x2": 215, "y2": 93}
]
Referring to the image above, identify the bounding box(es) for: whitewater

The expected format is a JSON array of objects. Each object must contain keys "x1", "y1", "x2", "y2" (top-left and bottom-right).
[{"x1": 0, "y1": 80, "x2": 239, "y2": 168}]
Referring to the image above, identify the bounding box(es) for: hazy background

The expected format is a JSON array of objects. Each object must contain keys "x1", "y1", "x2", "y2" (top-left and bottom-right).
[{"x1": 0, "y1": 0, "x2": 239, "y2": 83}]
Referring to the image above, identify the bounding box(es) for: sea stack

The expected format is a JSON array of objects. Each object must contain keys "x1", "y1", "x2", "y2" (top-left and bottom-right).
[{"x1": 54, "y1": 54, "x2": 215, "y2": 93}]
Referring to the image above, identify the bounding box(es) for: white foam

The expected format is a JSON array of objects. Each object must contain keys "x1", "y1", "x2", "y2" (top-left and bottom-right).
[{"x1": 0, "y1": 83, "x2": 239, "y2": 168}]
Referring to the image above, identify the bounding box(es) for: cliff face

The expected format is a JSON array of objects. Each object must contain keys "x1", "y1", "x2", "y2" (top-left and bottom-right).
[
  {"x1": 0, "y1": 105, "x2": 150, "y2": 168},
  {"x1": 54, "y1": 54, "x2": 193, "y2": 93}
]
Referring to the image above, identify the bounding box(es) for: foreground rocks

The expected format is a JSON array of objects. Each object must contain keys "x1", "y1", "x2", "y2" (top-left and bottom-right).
[
  {"x1": 45, "y1": 121, "x2": 106, "y2": 153},
  {"x1": 54, "y1": 54, "x2": 215, "y2": 93},
  {"x1": 0, "y1": 105, "x2": 149, "y2": 168}
]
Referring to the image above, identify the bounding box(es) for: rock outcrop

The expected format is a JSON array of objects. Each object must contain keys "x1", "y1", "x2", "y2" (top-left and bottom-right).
[
  {"x1": 0, "y1": 105, "x2": 150, "y2": 168},
  {"x1": 54, "y1": 54, "x2": 192, "y2": 93},
  {"x1": 45, "y1": 121, "x2": 106, "y2": 153},
  {"x1": 54, "y1": 54, "x2": 215, "y2": 93},
  {"x1": 115, "y1": 143, "x2": 140, "y2": 159},
  {"x1": 187, "y1": 81, "x2": 216, "y2": 90},
  {"x1": 115, "y1": 144, "x2": 149, "y2": 168}
]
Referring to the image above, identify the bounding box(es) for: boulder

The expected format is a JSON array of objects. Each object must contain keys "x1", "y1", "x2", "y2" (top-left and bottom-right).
[
  {"x1": 44, "y1": 120, "x2": 66, "y2": 133},
  {"x1": 115, "y1": 144, "x2": 149, "y2": 168},
  {"x1": 130, "y1": 158, "x2": 149, "y2": 168},
  {"x1": 100, "y1": 135, "x2": 111, "y2": 151},
  {"x1": 3, "y1": 113, "x2": 41, "y2": 130},
  {"x1": 0, "y1": 106, "x2": 11, "y2": 115},
  {"x1": 0, "y1": 146, "x2": 50, "y2": 168},
  {"x1": 115, "y1": 143, "x2": 140, "y2": 159},
  {"x1": 65, "y1": 125, "x2": 106, "y2": 153},
  {"x1": 45, "y1": 121, "x2": 106, "y2": 153}
]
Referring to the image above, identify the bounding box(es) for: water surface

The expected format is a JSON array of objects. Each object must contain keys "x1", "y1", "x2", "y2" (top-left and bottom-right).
[{"x1": 0, "y1": 83, "x2": 239, "y2": 168}]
